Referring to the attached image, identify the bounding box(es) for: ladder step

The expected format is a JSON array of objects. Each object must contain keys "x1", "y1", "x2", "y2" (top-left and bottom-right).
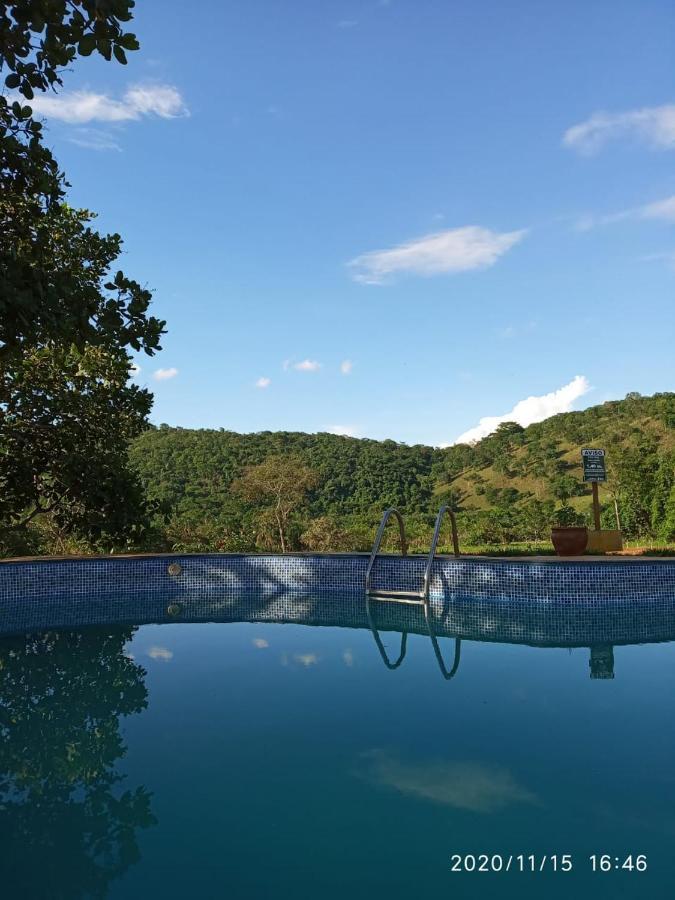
[{"x1": 367, "y1": 590, "x2": 425, "y2": 605}]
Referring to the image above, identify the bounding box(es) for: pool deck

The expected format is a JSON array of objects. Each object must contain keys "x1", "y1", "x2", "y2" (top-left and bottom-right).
[{"x1": 1, "y1": 551, "x2": 672, "y2": 564}]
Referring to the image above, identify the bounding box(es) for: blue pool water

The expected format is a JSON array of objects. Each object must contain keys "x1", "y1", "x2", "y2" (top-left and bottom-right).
[{"x1": 1, "y1": 590, "x2": 675, "y2": 899}]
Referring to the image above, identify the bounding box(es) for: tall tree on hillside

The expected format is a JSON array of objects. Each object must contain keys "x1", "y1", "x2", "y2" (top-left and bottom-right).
[
  {"x1": 0, "y1": 3, "x2": 165, "y2": 551},
  {"x1": 660, "y1": 483, "x2": 675, "y2": 542},
  {"x1": 231, "y1": 456, "x2": 319, "y2": 553},
  {"x1": 1, "y1": 0, "x2": 143, "y2": 354},
  {"x1": 651, "y1": 453, "x2": 675, "y2": 535}
]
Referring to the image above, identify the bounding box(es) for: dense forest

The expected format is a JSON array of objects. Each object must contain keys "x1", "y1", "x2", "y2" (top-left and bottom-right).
[{"x1": 118, "y1": 391, "x2": 675, "y2": 554}]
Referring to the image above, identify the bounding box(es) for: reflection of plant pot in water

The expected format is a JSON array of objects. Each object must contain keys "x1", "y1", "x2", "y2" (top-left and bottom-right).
[{"x1": 551, "y1": 526, "x2": 588, "y2": 556}]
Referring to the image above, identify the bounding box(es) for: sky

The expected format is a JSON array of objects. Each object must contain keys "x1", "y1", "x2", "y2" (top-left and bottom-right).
[{"x1": 29, "y1": 0, "x2": 675, "y2": 445}]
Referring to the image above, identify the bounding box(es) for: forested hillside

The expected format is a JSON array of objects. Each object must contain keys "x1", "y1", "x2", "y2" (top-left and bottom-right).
[{"x1": 128, "y1": 392, "x2": 675, "y2": 552}]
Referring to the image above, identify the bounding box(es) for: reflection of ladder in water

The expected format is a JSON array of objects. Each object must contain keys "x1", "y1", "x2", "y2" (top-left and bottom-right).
[{"x1": 365, "y1": 506, "x2": 461, "y2": 679}]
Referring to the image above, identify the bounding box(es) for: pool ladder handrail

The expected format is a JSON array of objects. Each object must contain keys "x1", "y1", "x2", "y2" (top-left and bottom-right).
[
  {"x1": 366, "y1": 595, "x2": 462, "y2": 679},
  {"x1": 422, "y1": 504, "x2": 461, "y2": 601},
  {"x1": 364, "y1": 507, "x2": 408, "y2": 597},
  {"x1": 365, "y1": 504, "x2": 460, "y2": 602},
  {"x1": 365, "y1": 505, "x2": 462, "y2": 679}
]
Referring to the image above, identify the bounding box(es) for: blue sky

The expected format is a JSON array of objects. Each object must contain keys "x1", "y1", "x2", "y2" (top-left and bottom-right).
[{"x1": 31, "y1": 0, "x2": 675, "y2": 445}]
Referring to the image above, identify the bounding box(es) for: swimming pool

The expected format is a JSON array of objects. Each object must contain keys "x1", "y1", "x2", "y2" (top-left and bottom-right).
[{"x1": 1, "y1": 555, "x2": 675, "y2": 898}]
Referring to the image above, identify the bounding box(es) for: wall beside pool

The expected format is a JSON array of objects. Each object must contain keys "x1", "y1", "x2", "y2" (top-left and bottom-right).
[
  {"x1": 1, "y1": 553, "x2": 675, "y2": 644},
  {"x1": 2, "y1": 552, "x2": 675, "y2": 606}
]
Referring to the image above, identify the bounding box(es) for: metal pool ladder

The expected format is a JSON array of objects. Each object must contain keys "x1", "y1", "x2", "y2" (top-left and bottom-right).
[
  {"x1": 364, "y1": 505, "x2": 462, "y2": 679},
  {"x1": 365, "y1": 504, "x2": 460, "y2": 603}
]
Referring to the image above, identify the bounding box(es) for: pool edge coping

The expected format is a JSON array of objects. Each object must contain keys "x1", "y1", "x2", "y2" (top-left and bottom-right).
[{"x1": 1, "y1": 551, "x2": 673, "y2": 565}]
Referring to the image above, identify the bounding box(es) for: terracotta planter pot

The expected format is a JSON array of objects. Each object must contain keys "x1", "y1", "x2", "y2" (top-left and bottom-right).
[{"x1": 551, "y1": 526, "x2": 588, "y2": 557}]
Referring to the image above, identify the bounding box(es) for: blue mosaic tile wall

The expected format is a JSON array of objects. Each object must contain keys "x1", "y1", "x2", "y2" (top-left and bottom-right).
[
  {"x1": 1, "y1": 553, "x2": 675, "y2": 641},
  {"x1": 2, "y1": 552, "x2": 675, "y2": 601}
]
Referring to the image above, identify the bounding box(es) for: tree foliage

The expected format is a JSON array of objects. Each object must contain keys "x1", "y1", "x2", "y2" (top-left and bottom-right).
[
  {"x1": 1, "y1": 1, "x2": 143, "y2": 356},
  {"x1": 1, "y1": 342, "x2": 152, "y2": 547},
  {"x1": 231, "y1": 455, "x2": 319, "y2": 552},
  {"x1": 0, "y1": 3, "x2": 165, "y2": 553},
  {"x1": 0, "y1": 627, "x2": 156, "y2": 896},
  {"x1": 125, "y1": 392, "x2": 675, "y2": 554}
]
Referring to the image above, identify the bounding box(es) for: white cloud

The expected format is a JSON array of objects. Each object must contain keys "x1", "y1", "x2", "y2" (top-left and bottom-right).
[
  {"x1": 293, "y1": 359, "x2": 321, "y2": 372},
  {"x1": 129, "y1": 362, "x2": 141, "y2": 377},
  {"x1": 252, "y1": 638, "x2": 269, "y2": 648},
  {"x1": 563, "y1": 104, "x2": 675, "y2": 154},
  {"x1": 449, "y1": 375, "x2": 590, "y2": 445},
  {"x1": 343, "y1": 649, "x2": 354, "y2": 667},
  {"x1": 327, "y1": 424, "x2": 361, "y2": 438},
  {"x1": 348, "y1": 226, "x2": 526, "y2": 284},
  {"x1": 360, "y1": 750, "x2": 538, "y2": 814},
  {"x1": 27, "y1": 82, "x2": 189, "y2": 124},
  {"x1": 577, "y1": 193, "x2": 675, "y2": 230},
  {"x1": 340, "y1": 359, "x2": 353, "y2": 375},
  {"x1": 575, "y1": 209, "x2": 633, "y2": 231},
  {"x1": 497, "y1": 321, "x2": 537, "y2": 339},
  {"x1": 640, "y1": 249, "x2": 675, "y2": 271},
  {"x1": 147, "y1": 645, "x2": 173, "y2": 661},
  {"x1": 293, "y1": 653, "x2": 319, "y2": 667},
  {"x1": 255, "y1": 376, "x2": 271, "y2": 388},
  {"x1": 154, "y1": 367, "x2": 178, "y2": 381},
  {"x1": 68, "y1": 127, "x2": 122, "y2": 151},
  {"x1": 641, "y1": 195, "x2": 675, "y2": 222}
]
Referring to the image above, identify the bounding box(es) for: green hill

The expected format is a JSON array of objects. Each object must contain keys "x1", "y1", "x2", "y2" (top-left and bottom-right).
[{"x1": 129, "y1": 391, "x2": 675, "y2": 552}]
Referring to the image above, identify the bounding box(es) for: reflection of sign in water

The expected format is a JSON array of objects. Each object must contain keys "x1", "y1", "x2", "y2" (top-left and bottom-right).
[
  {"x1": 589, "y1": 644, "x2": 615, "y2": 679},
  {"x1": 582, "y1": 448, "x2": 606, "y2": 483}
]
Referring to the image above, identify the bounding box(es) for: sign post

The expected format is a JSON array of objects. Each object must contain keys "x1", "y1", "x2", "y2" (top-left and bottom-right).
[{"x1": 581, "y1": 448, "x2": 606, "y2": 532}]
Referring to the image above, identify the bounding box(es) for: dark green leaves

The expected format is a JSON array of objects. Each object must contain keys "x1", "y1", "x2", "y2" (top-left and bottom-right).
[
  {"x1": 78, "y1": 33, "x2": 97, "y2": 56},
  {"x1": 0, "y1": 2, "x2": 162, "y2": 552},
  {"x1": 119, "y1": 32, "x2": 140, "y2": 51}
]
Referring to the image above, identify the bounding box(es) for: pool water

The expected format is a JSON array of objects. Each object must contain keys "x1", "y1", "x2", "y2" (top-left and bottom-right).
[{"x1": 1, "y1": 597, "x2": 674, "y2": 899}]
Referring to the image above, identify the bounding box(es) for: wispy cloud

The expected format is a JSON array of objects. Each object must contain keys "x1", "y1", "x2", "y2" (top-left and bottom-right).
[
  {"x1": 340, "y1": 359, "x2": 353, "y2": 375},
  {"x1": 293, "y1": 359, "x2": 321, "y2": 372},
  {"x1": 327, "y1": 424, "x2": 360, "y2": 437},
  {"x1": 293, "y1": 653, "x2": 319, "y2": 667},
  {"x1": 563, "y1": 104, "x2": 675, "y2": 154},
  {"x1": 252, "y1": 638, "x2": 269, "y2": 648},
  {"x1": 359, "y1": 750, "x2": 539, "y2": 814},
  {"x1": 68, "y1": 127, "x2": 122, "y2": 151},
  {"x1": 449, "y1": 375, "x2": 590, "y2": 445},
  {"x1": 497, "y1": 321, "x2": 537, "y2": 340},
  {"x1": 28, "y1": 82, "x2": 189, "y2": 124},
  {"x1": 147, "y1": 645, "x2": 173, "y2": 661},
  {"x1": 255, "y1": 376, "x2": 271, "y2": 388},
  {"x1": 577, "y1": 193, "x2": 675, "y2": 231},
  {"x1": 129, "y1": 362, "x2": 141, "y2": 378},
  {"x1": 154, "y1": 367, "x2": 179, "y2": 381},
  {"x1": 642, "y1": 195, "x2": 675, "y2": 221},
  {"x1": 640, "y1": 249, "x2": 675, "y2": 271},
  {"x1": 337, "y1": 19, "x2": 358, "y2": 28},
  {"x1": 348, "y1": 226, "x2": 526, "y2": 285}
]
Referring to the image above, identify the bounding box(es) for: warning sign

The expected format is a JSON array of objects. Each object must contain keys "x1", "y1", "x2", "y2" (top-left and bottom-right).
[{"x1": 582, "y1": 448, "x2": 606, "y2": 483}]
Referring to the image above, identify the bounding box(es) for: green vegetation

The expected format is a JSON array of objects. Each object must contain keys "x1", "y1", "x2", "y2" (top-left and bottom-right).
[
  {"x1": 116, "y1": 390, "x2": 672, "y2": 556},
  {"x1": 1, "y1": 2, "x2": 164, "y2": 555},
  {"x1": 0, "y1": 627, "x2": 155, "y2": 894},
  {"x1": 3, "y1": 368, "x2": 675, "y2": 557}
]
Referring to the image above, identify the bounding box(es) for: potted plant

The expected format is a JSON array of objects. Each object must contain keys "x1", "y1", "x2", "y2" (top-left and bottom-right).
[{"x1": 551, "y1": 505, "x2": 588, "y2": 556}]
